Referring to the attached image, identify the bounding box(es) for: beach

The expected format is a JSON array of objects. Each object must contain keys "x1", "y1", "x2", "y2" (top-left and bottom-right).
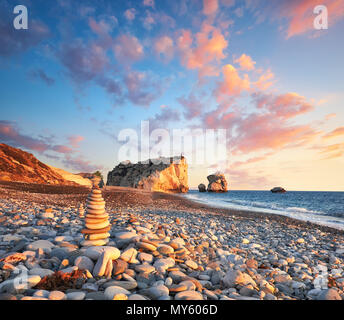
[{"x1": 0, "y1": 181, "x2": 343, "y2": 300}]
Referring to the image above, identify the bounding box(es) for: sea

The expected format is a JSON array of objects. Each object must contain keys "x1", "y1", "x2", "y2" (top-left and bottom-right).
[{"x1": 183, "y1": 190, "x2": 344, "y2": 231}]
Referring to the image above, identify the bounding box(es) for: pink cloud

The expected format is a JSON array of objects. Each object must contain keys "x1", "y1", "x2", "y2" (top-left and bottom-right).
[
  {"x1": 113, "y1": 34, "x2": 144, "y2": 64},
  {"x1": 0, "y1": 120, "x2": 84, "y2": 156},
  {"x1": 214, "y1": 64, "x2": 250, "y2": 100},
  {"x1": 178, "y1": 93, "x2": 206, "y2": 120},
  {"x1": 124, "y1": 71, "x2": 165, "y2": 107},
  {"x1": 234, "y1": 53, "x2": 256, "y2": 71},
  {"x1": 124, "y1": 8, "x2": 137, "y2": 21},
  {"x1": 154, "y1": 36, "x2": 174, "y2": 61},
  {"x1": 253, "y1": 68, "x2": 275, "y2": 91},
  {"x1": 88, "y1": 17, "x2": 117, "y2": 36},
  {"x1": 323, "y1": 127, "x2": 344, "y2": 139},
  {"x1": 284, "y1": 0, "x2": 344, "y2": 38},
  {"x1": 253, "y1": 92, "x2": 314, "y2": 119},
  {"x1": 68, "y1": 135, "x2": 84, "y2": 148},
  {"x1": 143, "y1": 0, "x2": 155, "y2": 7},
  {"x1": 177, "y1": 23, "x2": 228, "y2": 78},
  {"x1": 203, "y1": 0, "x2": 219, "y2": 16}
]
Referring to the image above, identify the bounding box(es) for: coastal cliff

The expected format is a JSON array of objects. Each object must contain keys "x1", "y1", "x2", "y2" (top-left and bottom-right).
[
  {"x1": 106, "y1": 156, "x2": 188, "y2": 193},
  {"x1": 0, "y1": 143, "x2": 78, "y2": 185}
]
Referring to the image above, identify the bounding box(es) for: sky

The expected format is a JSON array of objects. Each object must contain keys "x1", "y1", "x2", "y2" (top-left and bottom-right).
[{"x1": 0, "y1": 0, "x2": 344, "y2": 191}]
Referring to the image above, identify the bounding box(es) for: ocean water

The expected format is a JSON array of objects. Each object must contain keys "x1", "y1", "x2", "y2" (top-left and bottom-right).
[{"x1": 183, "y1": 190, "x2": 344, "y2": 230}]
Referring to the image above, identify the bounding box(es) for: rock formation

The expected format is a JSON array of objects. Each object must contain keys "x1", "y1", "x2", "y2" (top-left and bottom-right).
[
  {"x1": 198, "y1": 184, "x2": 206, "y2": 192},
  {"x1": 107, "y1": 156, "x2": 188, "y2": 193},
  {"x1": 0, "y1": 143, "x2": 78, "y2": 185},
  {"x1": 270, "y1": 187, "x2": 286, "y2": 193},
  {"x1": 207, "y1": 173, "x2": 228, "y2": 192},
  {"x1": 81, "y1": 185, "x2": 111, "y2": 246}
]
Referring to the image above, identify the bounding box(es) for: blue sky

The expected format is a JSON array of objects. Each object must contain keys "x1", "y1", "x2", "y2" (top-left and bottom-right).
[{"x1": 1, "y1": 0, "x2": 344, "y2": 190}]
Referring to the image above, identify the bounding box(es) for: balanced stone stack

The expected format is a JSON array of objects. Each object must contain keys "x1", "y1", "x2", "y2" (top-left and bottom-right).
[{"x1": 81, "y1": 187, "x2": 111, "y2": 246}]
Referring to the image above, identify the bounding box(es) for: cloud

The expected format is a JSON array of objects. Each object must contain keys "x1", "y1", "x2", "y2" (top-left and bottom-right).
[
  {"x1": 318, "y1": 143, "x2": 344, "y2": 159},
  {"x1": 28, "y1": 69, "x2": 55, "y2": 86},
  {"x1": 252, "y1": 91, "x2": 314, "y2": 119},
  {"x1": 323, "y1": 127, "x2": 344, "y2": 139},
  {"x1": 177, "y1": 23, "x2": 228, "y2": 78},
  {"x1": 177, "y1": 93, "x2": 206, "y2": 120},
  {"x1": 124, "y1": 8, "x2": 137, "y2": 21},
  {"x1": 62, "y1": 154, "x2": 102, "y2": 173},
  {"x1": 113, "y1": 34, "x2": 144, "y2": 64},
  {"x1": 0, "y1": 120, "x2": 81, "y2": 155},
  {"x1": 88, "y1": 16, "x2": 117, "y2": 36},
  {"x1": 154, "y1": 36, "x2": 174, "y2": 61},
  {"x1": 0, "y1": 120, "x2": 50, "y2": 153},
  {"x1": 203, "y1": 0, "x2": 219, "y2": 16},
  {"x1": 214, "y1": 64, "x2": 250, "y2": 100},
  {"x1": 58, "y1": 40, "x2": 109, "y2": 83},
  {"x1": 0, "y1": 15, "x2": 50, "y2": 57},
  {"x1": 68, "y1": 135, "x2": 84, "y2": 148},
  {"x1": 248, "y1": 0, "x2": 344, "y2": 39},
  {"x1": 234, "y1": 53, "x2": 256, "y2": 71},
  {"x1": 143, "y1": 0, "x2": 155, "y2": 8},
  {"x1": 124, "y1": 71, "x2": 165, "y2": 107},
  {"x1": 147, "y1": 107, "x2": 181, "y2": 130},
  {"x1": 253, "y1": 68, "x2": 275, "y2": 91}
]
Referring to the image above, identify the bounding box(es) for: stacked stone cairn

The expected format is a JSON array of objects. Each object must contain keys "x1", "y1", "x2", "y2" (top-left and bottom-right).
[{"x1": 81, "y1": 183, "x2": 111, "y2": 246}]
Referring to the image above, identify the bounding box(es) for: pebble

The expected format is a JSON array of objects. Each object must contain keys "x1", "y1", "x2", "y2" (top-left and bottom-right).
[
  {"x1": 48, "y1": 291, "x2": 67, "y2": 300},
  {"x1": 175, "y1": 290, "x2": 203, "y2": 300}
]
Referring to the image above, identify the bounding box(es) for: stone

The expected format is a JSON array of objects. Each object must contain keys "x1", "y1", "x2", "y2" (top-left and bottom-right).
[
  {"x1": 84, "y1": 246, "x2": 120, "y2": 261},
  {"x1": 207, "y1": 173, "x2": 228, "y2": 192},
  {"x1": 137, "y1": 242, "x2": 157, "y2": 252},
  {"x1": 129, "y1": 294, "x2": 148, "y2": 300},
  {"x1": 145, "y1": 285, "x2": 169, "y2": 299},
  {"x1": 120, "y1": 248, "x2": 138, "y2": 263},
  {"x1": 0, "y1": 275, "x2": 41, "y2": 294},
  {"x1": 0, "y1": 293, "x2": 17, "y2": 300},
  {"x1": 113, "y1": 259, "x2": 128, "y2": 276},
  {"x1": 26, "y1": 240, "x2": 55, "y2": 253},
  {"x1": 48, "y1": 291, "x2": 67, "y2": 300},
  {"x1": 28, "y1": 268, "x2": 54, "y2": 278},
  {"x1": 103, "y1": 280, "x2": 137, "y2": 290},
  {"x1": 222, "y1": 269, "x2": 256, "y2": 288},
  {"x1": 33, "y1": 290, "x2": 50, "y2": 298},
  {"x1": 74, "y1": 256, "x2": 94, "y2": 272},
  {"x1": 135, "y1": 264, "x2": 156, "y2": 274},
  {"x1": 106, "y1": 156, "x2": 188, "y2": 193},
  {"x1": 85, "y1": 292, "x2": 106, "y2": 300},
  {"x1": 185, "y1": 260, "x2": 198, "y2": 270},
  {"x1": 317, "y1": 289, "x2": 342, "y2": 300},
  {"x1": 154, "y1": 258, "x2": 175, "y2": 273},
  {"x1": 198, "y1": 184, "x2": 206, "y2": 192},
  {"x1": 66, "y1": 291, "x2": 86, "y2": 300},
  {"x1": 157, "y1": 244, "x2": 174, "y2": 255},
  {"x1": 138, "y1": 252, "x2": 154, "y2": 263},
  {"x1": 175, "y1": 290, "x2": 203, "y2": 300},
  {"x1": 104, "y1": 286, "x2": 131, "y2": 300}
]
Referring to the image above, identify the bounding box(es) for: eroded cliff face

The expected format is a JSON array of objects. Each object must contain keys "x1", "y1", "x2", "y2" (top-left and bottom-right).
[
  {"x1": 106, "y1": 156, "x2": 189, "y2": 193},
  {"x1": 0, "y1": 143, "x2": 77, "y2": 185}
]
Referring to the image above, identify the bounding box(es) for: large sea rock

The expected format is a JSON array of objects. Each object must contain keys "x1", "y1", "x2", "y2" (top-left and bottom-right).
[
  {"x1": 106, "y1": 156, "x2": 188, "y2": 193},
  {"x1": 198, "y1": 184, "x2": 206, "y2": 192},
  {"x1": 207, "y1": 173, "x2": 228, "y2": 192},
  {"x1": 270, "y1": 187, "x2": 286, "y2": 193}
]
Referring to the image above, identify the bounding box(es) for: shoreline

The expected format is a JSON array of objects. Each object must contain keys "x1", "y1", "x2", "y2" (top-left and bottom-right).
[
  {"x1": 152, "y1": 191, "x2": 344, "y2": 236},
  {"x1": 0, "y1": 181, "x2": 343, "y2": 236}
]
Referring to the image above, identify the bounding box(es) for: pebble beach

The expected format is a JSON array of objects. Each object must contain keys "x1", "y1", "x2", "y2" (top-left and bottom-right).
[{"x1": 0, "y1": 182, "x2": 344, "y2": 301}]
